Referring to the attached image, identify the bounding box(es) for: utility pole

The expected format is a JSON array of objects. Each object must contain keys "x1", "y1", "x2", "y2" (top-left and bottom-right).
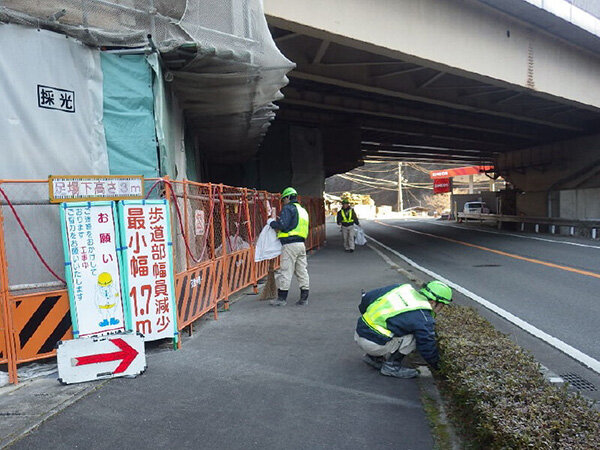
[{"x1": 397, "y1": 162, "x2": 404, "y2": 213}]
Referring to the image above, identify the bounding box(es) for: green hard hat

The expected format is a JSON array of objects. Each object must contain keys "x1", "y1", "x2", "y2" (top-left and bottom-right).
[
  {"x1": 281, "y1": 187, "x2": 297, "y2": 198},
  {"x1": 420, "y1": 280, "x2": 453, "y2": 304}
]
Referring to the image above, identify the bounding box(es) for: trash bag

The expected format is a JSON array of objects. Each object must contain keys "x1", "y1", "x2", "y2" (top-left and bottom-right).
[
  {"x1": 354, "y1": 225, "x2": 367, "y2": 246},
  {"x1": 254, "y1": 219, "x2": 282, "y2": 261}
]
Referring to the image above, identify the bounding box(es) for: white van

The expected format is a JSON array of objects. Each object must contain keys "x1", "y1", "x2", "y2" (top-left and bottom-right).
[{"x1": 463, "y1": 201, "x2": 490, "y2": 214}]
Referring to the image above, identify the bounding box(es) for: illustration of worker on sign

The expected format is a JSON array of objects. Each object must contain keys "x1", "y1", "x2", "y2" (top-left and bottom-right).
[{"x1": 96, "y1": 272, "x2": 121, "y2": 327}]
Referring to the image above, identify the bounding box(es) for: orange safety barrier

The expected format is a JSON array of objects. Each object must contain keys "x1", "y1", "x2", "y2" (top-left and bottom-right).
[
  {"x1": 8, "y1": 290, "x2": 72, "y2": 363},
  {"x1": 175, "y1": 261, "x2": 216, "y2": 329},
  {"x1": 0, "y1": 178, "x2": 325, "y2": 383}
]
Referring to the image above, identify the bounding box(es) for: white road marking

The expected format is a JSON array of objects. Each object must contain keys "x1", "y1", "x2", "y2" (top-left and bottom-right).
[
  {"x1": 418, "y1": 219, "x2": 600, "y2": 250},
  {"x1": 365, "y1": 233, "x2": 600, "y2": 375}
]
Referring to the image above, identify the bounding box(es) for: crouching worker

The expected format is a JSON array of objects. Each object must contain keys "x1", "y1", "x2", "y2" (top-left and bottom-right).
[{"x1": 354, "y1": 280, "x2": 452, "y2": 378}]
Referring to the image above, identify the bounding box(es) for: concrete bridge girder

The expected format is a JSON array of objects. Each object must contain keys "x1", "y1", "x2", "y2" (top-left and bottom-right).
[
  {"x1": 259, "y1": 0, "x2": 600, "y2": 205},
  {"x1": 265, "y1": 0, "x2": 600, "y2": 111}
]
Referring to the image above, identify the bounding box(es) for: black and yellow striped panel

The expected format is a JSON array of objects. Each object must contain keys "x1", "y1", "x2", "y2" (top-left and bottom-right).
[
  {"x1": 10, "y1": 290, "x2": 73, "y2": 361},
  {"x1": 175, "y1": 262, "x2": 215, "y2": 329},
  {"x1": 213, "y1": 257, "x2": 227, "y2": 302},
  {"x1": 228, "y1": 249, "x2": 253, "y2": 295}
]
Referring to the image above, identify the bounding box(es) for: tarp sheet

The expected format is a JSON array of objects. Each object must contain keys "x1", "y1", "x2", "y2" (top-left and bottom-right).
[
  {"x1": 101, "y1": 53, "x2": 159, "y2": 178},
  {"x1": 0, "y1": 24, "x2": 108, "y2": 178},
  {"x1": 147, "y1": 54, "x2": 186, "y2": 179}
]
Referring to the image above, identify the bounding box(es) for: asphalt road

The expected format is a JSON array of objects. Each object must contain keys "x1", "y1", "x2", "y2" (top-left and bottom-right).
[{"x1": 362, "y1": 218, "x2": 600, "y2": 396}]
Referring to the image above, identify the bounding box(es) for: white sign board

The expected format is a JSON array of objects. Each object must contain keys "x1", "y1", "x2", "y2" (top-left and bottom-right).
[
  {"x1": 57, "y1": 333, "x2": 146, "y2": 384},
  {"x1": 50, "y1": 176, "x2": 144, "y2": 203},
  {"x1": 118, "y1": 200, "x2": 178, "y2": 342},
  {"x1": 61, "y1": 202, "x2": 126, "y2": 338},
  {"x1": 194, "y1": 209, "x2": 205, "y2": 236}
]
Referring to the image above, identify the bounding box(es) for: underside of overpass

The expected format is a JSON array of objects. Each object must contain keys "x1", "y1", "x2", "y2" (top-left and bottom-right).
[{"x1": 252, "y1": 0, "x2": 600, "y2": 207}]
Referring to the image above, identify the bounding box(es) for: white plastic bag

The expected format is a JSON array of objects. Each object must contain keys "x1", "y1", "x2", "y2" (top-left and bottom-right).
[
  {"x1": 254, "y1": 219, "x2": 282, "y2": 261},
  {"x1": 354, "y1": 225, "x2": 367, "y2": 246}
]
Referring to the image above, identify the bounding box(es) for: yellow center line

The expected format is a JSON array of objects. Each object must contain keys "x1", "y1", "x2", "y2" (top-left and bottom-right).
[{"x1": 374, "y1": 220, "x2": 600, "y2": 280}]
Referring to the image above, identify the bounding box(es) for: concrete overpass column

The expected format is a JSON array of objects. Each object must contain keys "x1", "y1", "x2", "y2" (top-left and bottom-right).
[{"x1": 258, "y1": 122, "x2": 325, "y2": 197}]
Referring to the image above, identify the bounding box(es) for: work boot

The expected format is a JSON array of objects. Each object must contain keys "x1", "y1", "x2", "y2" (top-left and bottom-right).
[
  {"x1": 296, "y1": 289, "x2": 309, "y2": 305},
  {"x1": 362, "y1": 354, "x2": 384, "y2": 370},
  {"x1": 380, "y1": 362, "x2": 419, "y2": 379},
  {"x1": 269, "y1": 289, "x2": 288, "y2": 306}
]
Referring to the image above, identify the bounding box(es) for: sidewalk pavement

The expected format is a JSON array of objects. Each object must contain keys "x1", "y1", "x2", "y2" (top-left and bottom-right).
[{"x1": 1, "y1": 223, "x2": 436, "y2": 449}]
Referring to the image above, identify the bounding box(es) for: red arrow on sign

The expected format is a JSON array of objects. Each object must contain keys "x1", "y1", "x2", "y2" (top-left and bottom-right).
[{"x1": 74, "y1": 338, "x2": 139, "y2": 374}]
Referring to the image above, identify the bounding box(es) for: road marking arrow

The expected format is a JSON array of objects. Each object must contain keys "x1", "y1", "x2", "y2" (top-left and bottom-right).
[{"x1": 74, "y1": 338, "x2": 139, "y2": 373}]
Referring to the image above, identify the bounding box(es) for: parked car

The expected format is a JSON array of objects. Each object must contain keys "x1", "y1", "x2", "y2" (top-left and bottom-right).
[{"x1": 463, "y1": 201, "x2": 490, "y2": 214}]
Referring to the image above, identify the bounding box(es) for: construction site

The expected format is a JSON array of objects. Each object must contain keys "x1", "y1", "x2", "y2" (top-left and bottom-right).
[{"x1": 2, "y1": 1, "x2": 600, "y2": 448}]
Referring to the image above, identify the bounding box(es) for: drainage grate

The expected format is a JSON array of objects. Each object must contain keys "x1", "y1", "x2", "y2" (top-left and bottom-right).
[
  {"x1": 472, "y1": 264, "x2": 502, "y2": 267},
  {"x1": 560, "y1": 373, "x2": 597, "y2": 391}
]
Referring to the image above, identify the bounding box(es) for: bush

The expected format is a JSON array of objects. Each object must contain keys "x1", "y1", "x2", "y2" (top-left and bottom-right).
[{"x1": 436, "y1": 305, "x2": 600, "y2": 449}]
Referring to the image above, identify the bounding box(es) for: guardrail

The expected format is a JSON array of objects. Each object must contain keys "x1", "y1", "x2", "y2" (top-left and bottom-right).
[{"x1": 457, "y1": 212, "x2": 600, "y2": 238}]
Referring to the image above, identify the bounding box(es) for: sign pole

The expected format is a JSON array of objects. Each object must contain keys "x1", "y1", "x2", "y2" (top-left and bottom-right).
[{"x1": 397, "y1": 162, "x2": 404, "y2": 213}]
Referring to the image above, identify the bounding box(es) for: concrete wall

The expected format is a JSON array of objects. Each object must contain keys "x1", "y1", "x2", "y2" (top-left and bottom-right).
[
  {"x1": 265, "y1": 0, "x2": 600, "y2": 108},
  {"x1": 497, "y1": 133, "x2": 600, "y2": 192},
  {"x1": 516, "y1": 191, "x2": 548, "y2": 217},
  {"x1": 497, "y1": 132, "x2": 600, "y2": 218},
  {"x1": 560, "y1": 188, "x2": 600, "y2": 219}
]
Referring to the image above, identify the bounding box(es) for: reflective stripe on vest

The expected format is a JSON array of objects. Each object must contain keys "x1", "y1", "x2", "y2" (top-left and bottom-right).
[
  {"x1": 340, "y1": 209, "x2": 354, "y2": 223},
  {"x1": 277, "y1": 203, "x2": 309, "y2": 239},
  {"x1": 362, "y1": 284, "x2": 432, "y2": 338}
]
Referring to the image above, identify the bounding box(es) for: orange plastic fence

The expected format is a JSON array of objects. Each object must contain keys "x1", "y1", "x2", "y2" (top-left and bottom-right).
[{"x1": 0, "y1": 178, "x2": 325, "y2": 383}]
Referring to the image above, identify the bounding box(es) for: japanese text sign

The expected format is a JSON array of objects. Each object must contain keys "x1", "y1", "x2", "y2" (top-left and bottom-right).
[
  {"x1": 49, "y1": 175, "x2": 144, "y2": 203},
  {"x1": 60, "y1": 202, "x2": 126, "y2": 338},
  {"x1": 118, "y1": 200, "x2": 178, "y2": 342}
]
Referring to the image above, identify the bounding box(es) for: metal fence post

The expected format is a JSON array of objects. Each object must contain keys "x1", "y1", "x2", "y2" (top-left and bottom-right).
[
  {"x1": 183, "y1": 179, "x2": 190, "y2": 271},
  {"x1": 218, "y1": 185, "x2": 230, "y2": 311},
  {"x1": 0, "y1": 204, "x2": 18, "y2": 384}
]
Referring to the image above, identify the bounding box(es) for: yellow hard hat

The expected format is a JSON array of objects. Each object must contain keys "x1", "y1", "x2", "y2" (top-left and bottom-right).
[{"x1": 98, "y1": 272, "x2": 113, "y2": 286}]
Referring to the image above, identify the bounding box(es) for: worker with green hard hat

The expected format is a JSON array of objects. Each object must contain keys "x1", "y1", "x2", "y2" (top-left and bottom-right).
[
  {"x1": 336, "y1": 197, "x2": 360, "y2": 252},
  {"x1": 269, "y1": 187, "x2": 310, "y2": 306},
  {"x1": 354, "y1": 280, "x2": 452, "y2": 378}
]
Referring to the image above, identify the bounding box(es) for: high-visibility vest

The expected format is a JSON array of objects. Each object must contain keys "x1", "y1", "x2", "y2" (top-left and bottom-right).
[
  {"x1": 362, "y1": 284, "x2": 432, "y2": 338},
  {"x1": 340, "y1": 209, "x2": 354, "y2": 223},
  {"x1": 277, "y1": 203, "x2": 309, "y2": 239}
]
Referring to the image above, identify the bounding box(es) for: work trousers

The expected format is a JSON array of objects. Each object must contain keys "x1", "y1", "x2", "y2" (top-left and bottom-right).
[
  {"x1": 276, "y1": 242, "x2": 310, "y2": 291},
  {"x1": 354, "y1": 332, "x2": 416, "y2": 360},
  {"x1": 341, "y1": 225, "x2": 356, "y2": 251}
]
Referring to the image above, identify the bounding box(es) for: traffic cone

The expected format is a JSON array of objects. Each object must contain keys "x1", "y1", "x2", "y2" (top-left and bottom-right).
[{"x1": 259, "y1": 259, "x2": 277, "y2": 300}]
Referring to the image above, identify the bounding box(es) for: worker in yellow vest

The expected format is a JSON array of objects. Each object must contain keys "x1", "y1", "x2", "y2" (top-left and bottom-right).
[
  {"x1": 336, "y1": 198, "x2": 360, "y2": 252},
  {"x1": 269, "y1": 187, "x2": 310, "y2": 306},
  {"x1": 354, "y1": 280, "x2": 452, "y2": 378}
]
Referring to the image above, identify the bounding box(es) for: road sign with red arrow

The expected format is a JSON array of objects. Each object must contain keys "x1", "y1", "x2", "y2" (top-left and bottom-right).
[{"x1": 57, "y1": 333, "x2": 146, "y2": 384}]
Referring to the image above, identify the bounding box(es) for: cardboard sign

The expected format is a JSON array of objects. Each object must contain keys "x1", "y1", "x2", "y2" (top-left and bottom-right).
[
  {"x1": 50, "y1": 175, "x2": 144, "y2": 203},
  {"x1": 60, "y1": 202, "x2": 126, "y2": 338},
  {"x1": 195, "y1": 209, "x2": 205, "y2": 236},
  {"x1": 57, "y1": 333, "x2": 146, "y2": 384},
  {"x1": 118, "y1": 200, "x2": 178, "y2": 343}
]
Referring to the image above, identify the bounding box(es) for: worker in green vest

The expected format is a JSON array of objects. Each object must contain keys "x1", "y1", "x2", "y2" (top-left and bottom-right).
[
  {"x1": 354, "y1": 280, "x2": 452, "y2": 378},
  {"x1": 269, "y1": 187, "x2": 310, "y2": 306},
  {"x1": 336, "y1": 198, "x2": 360, "y2": 252}
]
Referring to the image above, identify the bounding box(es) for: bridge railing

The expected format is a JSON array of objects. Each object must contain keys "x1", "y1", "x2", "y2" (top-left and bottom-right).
[
  {"x1": 457, "y1": 212, "x2": 600, "y2": 238},
  {"x1": 0, "y1": 178, "x2": 325, "y2": 384}
]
